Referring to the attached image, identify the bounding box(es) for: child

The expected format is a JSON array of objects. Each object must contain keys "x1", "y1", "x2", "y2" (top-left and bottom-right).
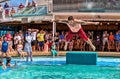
[
  {"x1": 17, "y1": 40, "x2": 24, "y2": 59},
  {"x1": 43, "y1": 40, "x2": 49, "y2": 53},
  {"x1": 48, "y1": 40, "x2": 52, "y2": 51},
  {"x1": 51, "y1": 42, "x2": 58, "y2": 57},
  {"x1": 1, "y1": 37, "x2": 9, "y2": 60}
]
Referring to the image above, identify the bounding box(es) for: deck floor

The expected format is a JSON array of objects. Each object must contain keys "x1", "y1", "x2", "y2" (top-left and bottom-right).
[{"x1": 0, "y1": 51, "x2": 120, "y2": 57}]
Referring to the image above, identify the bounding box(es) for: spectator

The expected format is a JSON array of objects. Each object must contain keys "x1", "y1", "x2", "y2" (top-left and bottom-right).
[
  {"x1": 0, "y1": 37, "x2": 2, "y2": 50},
  {"x1": 27, "y1": 2, "x2": 32, "y2": 8},
  {"x1": 95, "y1": 33, "x2": 101, "y2": 51},
  {"x1": 37, "y1": 30, "x2": 45, "y2": 51},
  {"x1": 32, "y1": 0, "x2": 37, "y2": 12},
  {"x1": 102, "y1": 31, "x2": 109, "y2": 51},
  {"x1": 31, "y1": 29, "x2": 38, "y2": 51},
  {"x1": 17, "y1": 40, "x2": 24, "y2": 59},
  {"x1": 59, "y1": 31, "x2": 65, "y2": 49},
  {"x1": 87, "y1": 31, "x2": 93, "y2": 51},
  {"x1": 114, "y1": 31, "x2": 120, "y2": 52},
  {"x1": 51, "y1": 42, "x2": 58, "y2": 57},
  {"x1": 14, "y1": 33, "x2": 18, "y2": 50},
  {"x1": 76, "y1": 37, "x2": 81, "y2": 48},
  {"x1": 5, "y1": 9, "x2": 9, "y2": 16},
  {"x1": 6, "y1": 31, "x2": 12, "y2": 41},
  {"x1": 108, "y1": 32, "x2": 114, "y2": 45},
  {"x1": 10, "y1": 7, "x2": 16, "y2": 16},
  {"x1": 18, "y1": 3, "x2": 24, "y2": 10},
  {"x1": 45, "y1": 32, "x2": 49, "y2": 41},
  {"x1": 8, "y1": 38, "x2": 14, "y2": 52},
  {"x1": 54, "y1": 32, "x2": 60, "y2": 51},
  {"x1": 1, "y1": 37, "x2": 9, "y2": 60},
  {"x1": 18, "y1": 30, "x2": 24, "y2": 43},
  {"x1": 0, "y1": 4, "x2": 3, "y2": 10},
  {"x1": 24, "y1": 29, "x2": 33, "y2": 62},
  {"x1": 32, "y1": 0, "x2": 36, "y2": 7},
  {"x1": 43, "y1": 40, "x2": 49, "y2": 53},
  {"x1": 4, "y1": 2, "x2": 9, "y2": 8},
  {"x1": 13, "y1": 32, "x2": 21, "y2": 50}
]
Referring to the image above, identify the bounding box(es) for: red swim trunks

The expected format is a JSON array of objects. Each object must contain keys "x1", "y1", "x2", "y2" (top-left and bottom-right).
[{"x1": 66, "y1": 28, "x2": 88, "y2": 41}]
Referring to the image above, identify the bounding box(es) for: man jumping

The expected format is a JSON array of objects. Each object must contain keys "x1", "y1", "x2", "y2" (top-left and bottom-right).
[{"x1": 52, "y1": 16, "x2": 99, "y2": 51}]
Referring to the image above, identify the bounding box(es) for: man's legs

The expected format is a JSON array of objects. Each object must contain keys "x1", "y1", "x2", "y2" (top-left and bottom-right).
[
  {"x1": 78, "y1": 28, "x2": 96, "y2": 51},
  {"x1": 64, "y1": 31, "x2": 74, "y2": 50},
  {"x1": 86, "y1": 39, "x2": 96, "y2": 51},
  {"x1": 26, "y1": 52, "x2": 29, "y2": 62},
  {"x1": 30, "y1": 51, "x2": 33, "y2": 61},
  {"x1": 64, "y1": 41, "x2": 69, "y2": 50}
]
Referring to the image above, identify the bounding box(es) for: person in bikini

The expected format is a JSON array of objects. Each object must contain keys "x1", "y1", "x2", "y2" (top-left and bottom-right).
[{"x1": 52, "y1": 16, "x2": 99, "y2": 51}]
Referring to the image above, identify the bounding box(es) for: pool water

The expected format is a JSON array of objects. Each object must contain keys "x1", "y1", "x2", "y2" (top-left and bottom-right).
[
  {"x1": 0, "y1": 57, "x2": 120, "y2": 79},
  {"x1": 1, "y1": 65, "x2": 120, "y2": 79}
]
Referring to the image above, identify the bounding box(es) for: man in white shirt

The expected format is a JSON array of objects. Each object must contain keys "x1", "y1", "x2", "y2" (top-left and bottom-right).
[{"x1": 24, "y1": 29, "x2": 33, "y2": 62}]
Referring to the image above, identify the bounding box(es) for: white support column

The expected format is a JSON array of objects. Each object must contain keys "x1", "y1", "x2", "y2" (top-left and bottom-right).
[
  {"x1": 52, "y1": 15, "x2": 56, "y2": 38},
  {"x1": 47, "y1": 0, "x2": 53, "y2": 13},
  {"x1": 25, "y1": 0, "x2": 29, "y2": 7}
]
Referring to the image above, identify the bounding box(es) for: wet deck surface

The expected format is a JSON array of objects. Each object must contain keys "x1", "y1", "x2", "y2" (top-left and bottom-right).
[{"x1": 0, "y1": 51, "x2": 120, "y2": 57}]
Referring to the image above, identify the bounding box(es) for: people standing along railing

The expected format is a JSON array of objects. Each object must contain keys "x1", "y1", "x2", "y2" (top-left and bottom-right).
[{"x1": 0, "y1": 1, "x2": 37, "y2": 18}]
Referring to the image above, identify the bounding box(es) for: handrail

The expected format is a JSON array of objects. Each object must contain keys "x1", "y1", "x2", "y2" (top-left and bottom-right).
[{"x1": 12, "y1": 5, "x2": 48, "y2": 17}]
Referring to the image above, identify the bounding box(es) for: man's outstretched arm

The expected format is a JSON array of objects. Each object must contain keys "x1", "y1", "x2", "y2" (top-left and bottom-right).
[{"x1": 74, "y1": 19, "x2": 99, "y2": 25}]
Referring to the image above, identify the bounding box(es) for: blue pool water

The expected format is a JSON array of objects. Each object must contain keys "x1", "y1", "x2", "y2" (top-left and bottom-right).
[{"x1": 0, "y1": 57, "x2": 120, "y2": 79}]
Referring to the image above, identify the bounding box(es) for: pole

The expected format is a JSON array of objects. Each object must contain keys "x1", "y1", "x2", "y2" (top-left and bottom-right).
[
  {"x1": 52, "y1": 15, "x2": 56, "y2": 40},
  {"x1": 25, "y1": 0, "x2": 29, "y2": 7}
]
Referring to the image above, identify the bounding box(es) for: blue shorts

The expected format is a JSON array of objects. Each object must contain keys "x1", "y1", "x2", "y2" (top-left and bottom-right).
[
  {"x1": 38, "y1": 41, "x2": 44, "y2": 47},
  {"x1": 1, "y1": 50, "x2": 7, "y2": 53}
]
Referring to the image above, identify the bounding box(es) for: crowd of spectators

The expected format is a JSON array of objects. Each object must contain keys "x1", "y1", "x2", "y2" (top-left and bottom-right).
[
  {"x1": 0, "y1": 28, "x2": 120, "y2": 62},
  {"x1": 0, "y1": 29, "x2": 120, "y2": 54}
]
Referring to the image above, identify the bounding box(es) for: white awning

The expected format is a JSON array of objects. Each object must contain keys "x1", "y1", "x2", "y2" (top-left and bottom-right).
[
  {"x1": 53, "y1": 12, "x2": 120, "y2": 21},
  {"x1": 0, "y1": 0, "x2": 9, "y2": 3}
]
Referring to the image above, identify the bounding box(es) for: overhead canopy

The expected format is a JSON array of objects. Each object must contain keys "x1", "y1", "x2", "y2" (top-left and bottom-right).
[
  {"x1": 53, "y1": 12, "x2": 120, "y2": 21},
  {"x1": 0, "y1": 0, "x2": 9, "y2": 3},
  {"x1": 78, "y1": 8, "x2": 105, "y2": 12}
]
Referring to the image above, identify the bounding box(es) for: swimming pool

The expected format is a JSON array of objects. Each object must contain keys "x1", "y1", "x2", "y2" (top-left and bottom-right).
[{"x1": 0, "y1": 57, "x2": 120, "y2": 79}]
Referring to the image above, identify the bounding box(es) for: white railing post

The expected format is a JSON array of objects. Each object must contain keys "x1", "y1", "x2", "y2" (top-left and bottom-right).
[{"x1": 52, "y1": 15, "x2": 56, "y2": 39}]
